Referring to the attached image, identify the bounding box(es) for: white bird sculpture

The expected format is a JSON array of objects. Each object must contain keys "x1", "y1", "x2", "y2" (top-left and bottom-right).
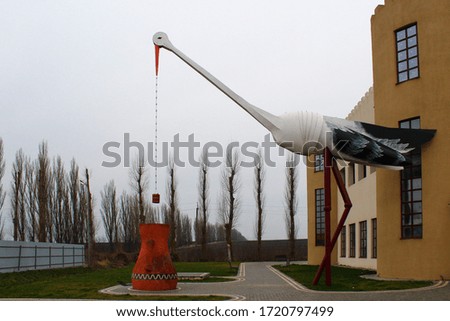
[{"x1": 153, "y1": 32, "x2": 436, "y2": 169}]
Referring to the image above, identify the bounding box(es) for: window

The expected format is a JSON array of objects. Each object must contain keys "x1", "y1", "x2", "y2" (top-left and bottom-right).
[
  {"x1": 315, "y1": 188, "x2": 325, "y2": 246},
  {"x1": 357, "y1": 164, "x2": 367, "y2": 181},
  {"x1": 372, "y1": 218, "x2": 377, "y2": 258},
  {"x1": 399, "y1": 117, "x2": 422, "y2": 239},
  {"x1": 314, "y1": 154, "x2": 324, "y2": 172},
  {"x1": 349, "y1": 224, "x2": 356, "y2": 258},
  {"x1": 340, "y1": 168, "x2": 346, "y2": 185},
  {"x1": 340, "y1": 225, "x2": 346, "y2": 257},
  {"x1": 396, "y1": 23, "x2": 419, "y2": 83},
  {"x1": 359, "y1": 221, "x2": 367, "y2": 258},
  {"x1": 348, "y1": 163, "x2": 355, "y2": 185}
]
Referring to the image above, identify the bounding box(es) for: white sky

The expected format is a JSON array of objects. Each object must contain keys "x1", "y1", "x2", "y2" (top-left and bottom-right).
[{"x1": 0, "y1": 0, "x2": 382, "y2": 241}]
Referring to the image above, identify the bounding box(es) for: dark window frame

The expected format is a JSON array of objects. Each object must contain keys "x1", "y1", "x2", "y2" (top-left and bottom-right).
[
  {"x1": 372, "y1": 218, "x2": 377, "y2": 258},
  {"x1": 314, "y1": 154, "x2": 324, "y2": 172},
  {"x1": 348, "y1": 163, "x2": 356, "y2": 185},
  {"x1": 340, "y1": 225, "x2": 346, "y2": 257},
  {"x1": 399, "y1": 117, "x2": 423, "y2": 239},
  {"x1": 359, "y1": 221, "x2": 367, "y2": 258},
  {"x1": 315, "y1": 188, "x2": 325, "y2": 246},
  {"x1": 395, "y1": 23, "x2": 420, "y2": 84},
  {"x1": 349, "y1": 223, "x2": 356, "y2": 258}
]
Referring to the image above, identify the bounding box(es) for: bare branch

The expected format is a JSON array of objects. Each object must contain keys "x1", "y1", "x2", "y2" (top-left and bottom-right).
[
  {"x1": 37, "y1": 141, "x2": 52, "y2": 242},
  {"x1": 101, "y1": 180, "x2": 119, "y2": 249},
  {"x1": 254, "y1": 148, "x2": 265, "y2": 260},
  {"x1": 197, "y1": 151, "x2": 210, "y2": 259},
  {"x1": 129, "y1": 154, "x2": 149, "y2": 223},
  {"x1": 284, "y1": 152, "x2": 299, "y2": 261},
  {"x1": 220, "y1": 146, "x2": 241, "y2": 262},
  {"x1": 165, "y1": 156, "x2": 179, "y2": 257}
]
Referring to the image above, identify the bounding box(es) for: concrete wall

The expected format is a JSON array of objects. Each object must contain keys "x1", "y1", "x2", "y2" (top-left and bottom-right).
[
  {"x1": 176, "y1": 239, "x2": 307, "y2": 262},
  {"x1": 0, "y1": 240, "x2": 85, "y2": 273}
]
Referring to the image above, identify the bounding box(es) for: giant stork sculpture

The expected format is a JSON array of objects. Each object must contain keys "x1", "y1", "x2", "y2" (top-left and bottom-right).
[{"x1": 153, "y1": 32, "x2": 436, "y2": 285}]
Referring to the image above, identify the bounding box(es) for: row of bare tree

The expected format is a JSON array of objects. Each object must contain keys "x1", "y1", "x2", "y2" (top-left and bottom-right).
[
  {"x1": 99, "y1": 155, "x2": 243, "y2": 256},
  {"x1": 0, "y1": 137, "x2": 300, "y2": 262},
  {"x1": 0, "y1": 140, "x2": 95, "y2": 245},
  {"x1": 98, "y1": 145, "x2": 299, "y2": 262}
]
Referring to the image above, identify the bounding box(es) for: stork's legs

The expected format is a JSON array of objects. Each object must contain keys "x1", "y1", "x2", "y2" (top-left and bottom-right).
[{"x1": 312, "y1": 148, "x2": 353, "y2": 286}]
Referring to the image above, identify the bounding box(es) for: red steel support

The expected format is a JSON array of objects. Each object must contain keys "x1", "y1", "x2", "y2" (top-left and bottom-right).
[{"x1": 312, "y1": 148, "x2": 353, "y2": 286}]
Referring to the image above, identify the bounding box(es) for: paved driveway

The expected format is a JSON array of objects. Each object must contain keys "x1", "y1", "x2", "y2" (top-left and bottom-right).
[{"x1": 101, "y1": 262, "x2": 450, "y2": 300}]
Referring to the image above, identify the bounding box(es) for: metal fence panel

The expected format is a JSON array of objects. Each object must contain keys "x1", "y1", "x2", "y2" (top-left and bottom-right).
[{"x1": 0, "y1": 240, "x2": 85, "y2": 273}]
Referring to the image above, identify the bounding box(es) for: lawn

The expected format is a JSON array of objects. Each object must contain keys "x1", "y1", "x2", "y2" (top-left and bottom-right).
[
  {"x1": 0, "y1": 262, "x2": 238, "y2": 300},
  {"x1": 275, "y1": 264, "x2": 433, "y2": 291}
]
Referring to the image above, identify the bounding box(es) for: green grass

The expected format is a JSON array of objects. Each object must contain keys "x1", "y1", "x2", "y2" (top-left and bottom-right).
[
  {"x1": 0, "y1": 262, "x2": 238, "y2": 300},
  {"x1": 275, "y1": 264, "x2": 433, "y2": 291}
]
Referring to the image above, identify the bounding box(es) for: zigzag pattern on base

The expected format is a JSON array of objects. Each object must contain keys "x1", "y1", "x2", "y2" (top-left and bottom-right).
[{"x1": 132, "y1": 273, "x2": 178, "y2": 281}]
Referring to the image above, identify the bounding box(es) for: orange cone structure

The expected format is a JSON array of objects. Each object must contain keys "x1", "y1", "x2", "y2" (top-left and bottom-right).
[{"x1": 131, "y1": 224, "x2": 178, "y2": 291}]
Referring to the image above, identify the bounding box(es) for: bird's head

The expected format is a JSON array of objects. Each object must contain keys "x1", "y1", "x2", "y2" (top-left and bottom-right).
[{"x1": 153, "y1": 32, "x2": 173, "y2": 50}]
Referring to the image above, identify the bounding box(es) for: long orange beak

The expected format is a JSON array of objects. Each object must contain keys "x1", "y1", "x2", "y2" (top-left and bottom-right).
[{"x1": 155, "y1": 45, "x2": 160, "y2": 76}]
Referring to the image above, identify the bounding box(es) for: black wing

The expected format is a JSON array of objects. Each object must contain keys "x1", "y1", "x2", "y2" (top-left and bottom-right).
[
  {"x1": 359, "y1": 122, "x2": 436, "y2": 150},
  {"x1": 332, "y1": 127, "x2": 411, "y2": 167},
  {"x1": 324, "y1": 117, "x2": 436, "y2": 168}
]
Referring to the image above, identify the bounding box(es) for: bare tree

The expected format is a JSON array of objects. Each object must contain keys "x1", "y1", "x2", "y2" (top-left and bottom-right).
[
  {"x1": 101, "y1": 180, "x2": 119, "y2": 250},
  {"x1": 52, "y1": 156, "x2": 67, "y2": 243},
  {"x1": 144, "y1": 199, "x2": 157, "y2": 223},
  {"x1": 37, "y1": 141, "x2": 52, "y2": 242},
  {"x1": 129, "y1": 155, "x2": 149, "y2": 224},
  {"x1": 120, "y1": 191, "x2": 139, "y2": 247},
  {"x1": 197, "y1": 151, "x2": 209, "y2": 260},
  {"x1": 220, "y1": 147, "x2": 241, "y2": 263},
  {"x1": 0, "y1": 139, "x2": 5, "y2": 239},
  {"x1": 284, "y1": 152, "x2": 299, "y2": 262},
  {"x1": 10, "y1": 149, "x2": 27, "y2": 241},
  {"x1": 83, "y1": 169, "x2": 95, "y2": 249},
  {"x1": 177, "y1": 213, "x2": 193, "y2": 247},
  {"x1": 78, "y1": 168, "x2": 95, "y2": 265},
  {"x1": 25, "y1": 159, "x2": 38, "y2": 241},
  {"x1": 254, "y1": 148, "x2": 265, "y2": 261},
  {"x1": 165, "y1": 157, "x2": 178, "y2": 257},
  {"x1": 68, "y1": 158, "x2": 81, "y2": 243}
]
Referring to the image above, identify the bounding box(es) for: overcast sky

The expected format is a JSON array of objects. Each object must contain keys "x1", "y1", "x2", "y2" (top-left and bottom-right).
[{"x1": 0, "y1": 0, "x2": 382, "y2": 241}]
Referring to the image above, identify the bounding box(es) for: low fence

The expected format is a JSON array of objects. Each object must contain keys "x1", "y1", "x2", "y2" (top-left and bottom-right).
[
  {"x1": 176, "y1": 239, "x2": 308, "y2": 262},
  {"x1": 0, "y1": 240, "x2": 85, "y2": 273}
]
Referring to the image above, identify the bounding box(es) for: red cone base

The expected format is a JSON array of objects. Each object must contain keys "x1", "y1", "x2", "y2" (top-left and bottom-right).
[{"x1": 131, "y1": 224, "x2": 178, "y2": 291}]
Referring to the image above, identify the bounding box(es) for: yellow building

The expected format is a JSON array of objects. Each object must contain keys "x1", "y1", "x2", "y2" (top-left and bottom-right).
[{"x1": 307, "y1": 0, "x2": 450, "y2": 280}]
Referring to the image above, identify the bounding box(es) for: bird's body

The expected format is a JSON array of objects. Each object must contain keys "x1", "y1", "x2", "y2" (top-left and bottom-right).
[
  {"x1": 153, "y1": 32, "x2": 436, "y2": 170},
  {"x1": 271, "y1": 111, "x2": 435, "y2": 169}
]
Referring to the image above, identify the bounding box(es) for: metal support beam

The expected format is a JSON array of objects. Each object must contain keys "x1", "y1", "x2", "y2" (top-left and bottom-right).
[{"x1": 312, "y1": 148, "x2": 353, "y2": 286}]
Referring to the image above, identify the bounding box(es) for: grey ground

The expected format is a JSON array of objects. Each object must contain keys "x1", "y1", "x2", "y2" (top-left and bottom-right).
[{"x1": 100, "y1": 262, "x2": 450, "y2": 301}]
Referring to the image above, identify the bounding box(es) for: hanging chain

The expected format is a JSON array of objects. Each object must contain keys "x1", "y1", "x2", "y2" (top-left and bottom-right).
[{"x1": 154, "y1": 75, "x2": 158, "y2": 191}]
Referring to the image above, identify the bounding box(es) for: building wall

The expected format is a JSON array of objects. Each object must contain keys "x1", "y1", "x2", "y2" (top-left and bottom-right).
[
  {"x1": 306, "y1": 150, "x2": 338, "y2": 265},
  {"x1": 371, "y1": 0, "x2": 450, "y2": 279},
  {"x1": 337, "y1": 88, "x2": 377, "y2": 270}
]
